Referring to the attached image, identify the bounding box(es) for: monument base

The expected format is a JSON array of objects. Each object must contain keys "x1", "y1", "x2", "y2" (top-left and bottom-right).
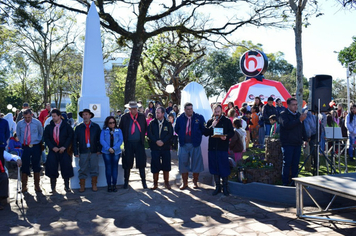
[{"x1": 70, "y1": 155, "x2": 124, "y2": 189}]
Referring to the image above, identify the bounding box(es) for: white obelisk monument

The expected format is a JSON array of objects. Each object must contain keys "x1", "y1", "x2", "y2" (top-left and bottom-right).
[
  {"x1": 77, "y1": 2, "x2": 109, "y2": 127},
  {"x1": 71, "y1": 2, "x2": 124, "y2": 189}
]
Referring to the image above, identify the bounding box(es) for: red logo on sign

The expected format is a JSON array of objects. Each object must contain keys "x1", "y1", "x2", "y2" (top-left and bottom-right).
[{"x1": 240, "y1": 50, "x2": 268, "y2": 77}]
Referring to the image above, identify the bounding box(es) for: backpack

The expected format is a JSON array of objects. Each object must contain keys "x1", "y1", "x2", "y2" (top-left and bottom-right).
[{"x1": 229, "y1": 130, "x2": 243, "y2": 153}]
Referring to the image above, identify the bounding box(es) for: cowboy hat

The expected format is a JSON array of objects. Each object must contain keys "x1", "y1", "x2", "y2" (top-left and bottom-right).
[
  {"x1": 124, "y1": 101, "x2": 142, "y2": 109},
  {"x1": 79, "y1": 108, "x2": 94, "y2": 118}
]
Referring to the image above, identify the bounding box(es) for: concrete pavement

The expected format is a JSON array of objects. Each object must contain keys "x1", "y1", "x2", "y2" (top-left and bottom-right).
[{"x1": 1, "y1": 158, "x2": 356, "y2": 236}]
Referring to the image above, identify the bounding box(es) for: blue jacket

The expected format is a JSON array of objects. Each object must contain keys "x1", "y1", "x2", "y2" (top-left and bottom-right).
[
  {"x1": 175, "y1": 112, "x2": 206, "y2": 147},
  {"x1": 100, "y1": 127, "x2": 123, "y2": 155},
  {"x1": 0, "y1": 118, "x2": 10, "y2": 148}
]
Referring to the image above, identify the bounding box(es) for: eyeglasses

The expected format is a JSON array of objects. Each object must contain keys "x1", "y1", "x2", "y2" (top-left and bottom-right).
[{"x1": 108, "y1": 122, "x2": 115, "y2": 124}]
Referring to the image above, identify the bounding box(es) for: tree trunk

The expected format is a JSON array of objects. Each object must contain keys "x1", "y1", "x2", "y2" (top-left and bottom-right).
[
  {"x1": 290, "y1": 0, "x2": 307, "y2": 113},
  {"x1": 294, "y1": 6, "x2": 304, "y2": 113},
  {"x1": 124, "y1": 39, "x2": 144, "y2": 104}
]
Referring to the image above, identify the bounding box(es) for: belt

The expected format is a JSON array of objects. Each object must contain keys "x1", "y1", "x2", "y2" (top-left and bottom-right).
[{"x1": 22, "y1": 143, "x2": 39, "y2": 148}]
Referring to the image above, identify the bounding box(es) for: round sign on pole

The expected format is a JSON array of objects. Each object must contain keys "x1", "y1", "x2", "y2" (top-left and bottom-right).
[{"x1": 240, "y1": 50, "x2": 268, "y2": 77}]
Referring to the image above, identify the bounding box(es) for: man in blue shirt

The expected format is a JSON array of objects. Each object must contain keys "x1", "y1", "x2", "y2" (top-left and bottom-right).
[
  {"x1": 175, "y1": 102, "x2": 206, "y2": 190},
  {"x1": 16, "y1": 109, "x2": 43, "y2": 192}
]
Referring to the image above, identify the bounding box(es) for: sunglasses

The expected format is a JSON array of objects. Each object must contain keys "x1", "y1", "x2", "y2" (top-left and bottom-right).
[{"x1": 108, "y1": 122, "x2": 116, "y2": 124}]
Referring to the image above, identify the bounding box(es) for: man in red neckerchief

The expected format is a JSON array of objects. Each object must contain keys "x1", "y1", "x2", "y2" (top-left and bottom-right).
[
  {"x1": 39, "y1": 103, "x2": 51, "y2": 126},
  {"x1": 73, "y1": 109, "x2": 102, "y2": 192},
  {"x1": 44, "y1": 109, "x2": 74, "y2": 193},
  {"x1": 119, "y1": 101, "x2": 148, "y2": 189}
]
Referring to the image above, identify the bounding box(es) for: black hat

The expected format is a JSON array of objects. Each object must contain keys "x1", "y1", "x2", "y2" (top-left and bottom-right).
[{"x1": 79, "y1": 108, "x2": 94, "y2": 118}]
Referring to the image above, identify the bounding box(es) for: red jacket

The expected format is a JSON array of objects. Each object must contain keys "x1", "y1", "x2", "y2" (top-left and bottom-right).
[{"x1": 39, "y1": 109, "x2": 50, "y2": 126}]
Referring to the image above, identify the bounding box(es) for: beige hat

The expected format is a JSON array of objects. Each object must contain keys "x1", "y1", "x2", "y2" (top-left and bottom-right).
[{"x1": 125, "y1": 101, "x2": 142, "y2": 108}]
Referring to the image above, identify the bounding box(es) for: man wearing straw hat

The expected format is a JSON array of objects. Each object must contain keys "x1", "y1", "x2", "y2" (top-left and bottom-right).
[
  {"x1": 73, "y1": 109, "x2": 102, "y2": 192},
  {"x1": 119, "y1": 101, "x2": 147, "y2": 189}
]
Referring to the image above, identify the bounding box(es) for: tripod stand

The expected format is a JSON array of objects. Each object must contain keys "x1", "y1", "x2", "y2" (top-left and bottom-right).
[{"x1": 298, "y1": 99, "x2": 337, "y2": 179}]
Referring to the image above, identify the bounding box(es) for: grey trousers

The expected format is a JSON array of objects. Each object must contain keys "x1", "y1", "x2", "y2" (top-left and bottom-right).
[
  {"x1": 178, "y1": 143, "x2": 204, "y2": 173},
  {"x1": 78, "y1": 152, "x2": 100, "y2": 179}
]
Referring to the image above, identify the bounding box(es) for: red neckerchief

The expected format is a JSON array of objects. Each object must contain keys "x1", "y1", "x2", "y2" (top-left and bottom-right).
[
  {"x1": 85, "y1": 121, "x2": 91, "y2": 144},
  {"x1": 0, "y1": 159, "x2": 4, "y2": 173},
  {"x1": 130, "y1": 113, "x2": 141, "y2": 135},
  {"x1": 185, "y1": 114, "x2": 192, "y2": 136},
  {"x1": 53, "y1": 120, "x2": 62, "y2": 146}
]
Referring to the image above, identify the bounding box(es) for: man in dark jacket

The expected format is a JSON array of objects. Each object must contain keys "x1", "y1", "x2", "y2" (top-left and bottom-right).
[
  {"x1": 279, "y1": 98, "x2": 307, "y2": 186},
  {"x1": 119, "y1": 101, "x2": 148, "y2": 189},
  {"x1": 275, "y1": 98, "x2": 286, "y2": 121},
  {"x1": 147, "y1": 107, "x2": 173, "y2": 190},
  {"x1": 44, "y1": 109, "x2": 74, "y2": 193},
  {"x1": 262, "y1": 97, "x2": 277, "y2": 137},
  {"x1": 175, "y1": 102, "x2": 206, "y2": 190},
  {"x1": 15, "y1": 102, "x2": 30, "y2": 123},
  {"x1": 73, "y1": 109, "x2": 101, "y2": 192},
  {"x1": 204, "y1": 104, "x2": 234, "y2": 196}
]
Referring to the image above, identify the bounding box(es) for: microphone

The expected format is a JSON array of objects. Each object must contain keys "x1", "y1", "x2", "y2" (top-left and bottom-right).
[{"x1": 215, "y1": 116, "x2": 219, "y2": 120}]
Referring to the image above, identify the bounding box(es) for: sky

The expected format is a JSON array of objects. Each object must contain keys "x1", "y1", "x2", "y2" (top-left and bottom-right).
[{"x1": 233, "y1": 1, "x2": 356, "y2": 81}]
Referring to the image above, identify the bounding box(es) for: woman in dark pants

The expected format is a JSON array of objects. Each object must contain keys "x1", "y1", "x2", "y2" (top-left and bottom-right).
[{"x1": 100, "y1": 116, "x2": 123, "y2": 192}]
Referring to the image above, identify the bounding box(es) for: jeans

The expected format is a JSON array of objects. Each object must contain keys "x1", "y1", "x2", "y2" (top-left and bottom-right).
[
  {"x1": 102, "y1": 153, "x2": 120, "y2": 185},
  {"x1": 258, "y1": 127, "x2": 265, "y2": 148},
  {"x1": 349, "y1": 135, "x2": 356, "y2": 158},
  {"x1": 319, "y1": 131, "x2": 325, "y2": 153},
  {"x1": 265, "y1": 124, "x2": 271, "y2": 136},
  {"x1": 282, "y1": 145, "x2": 301, "y2": 186}
]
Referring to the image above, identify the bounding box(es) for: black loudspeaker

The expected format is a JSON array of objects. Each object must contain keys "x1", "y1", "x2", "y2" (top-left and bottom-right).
[{"x1": 309, "y1": 74, "x2": 332, "y2": 112}]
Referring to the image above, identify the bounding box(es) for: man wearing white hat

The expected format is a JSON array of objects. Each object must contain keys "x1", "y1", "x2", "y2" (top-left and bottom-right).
[{"x1": 119, "y1": 101, "x2": 147, "y2": 189}]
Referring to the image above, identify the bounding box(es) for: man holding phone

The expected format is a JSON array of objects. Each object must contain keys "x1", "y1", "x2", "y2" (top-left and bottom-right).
[{"x1": 279, "y1": 98, "x2": 307, "y2": 186}]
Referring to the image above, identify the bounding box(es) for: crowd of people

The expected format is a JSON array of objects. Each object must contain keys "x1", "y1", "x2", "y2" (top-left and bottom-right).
[{"x1": 0, "y1": 97, "x2": 354, "y2": 210}]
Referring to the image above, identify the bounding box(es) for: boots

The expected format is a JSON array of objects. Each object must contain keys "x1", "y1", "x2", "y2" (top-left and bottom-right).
[
  {"x1": 139, "y1": 168, "x2": 147, "y2": 189},
  {"x1": 79, "y1": 179, "x2": 86, "y2": 192},
  {"x1": 50, "y1": 178, "x2": 57, "y2": 194},
  {"x1": 151, "y1": 173, "x2": 159, "y2": 190},
  {"x1": 91, "y1": 176, "x2": 98, "y2": 192},
  {"x1": 180, "y1": 173, "x2": 189, "y2": 190},
  {"x1": 212, "y1": 175, "x2": 221, "y2": 196},
  {"x1": 192, "y1": 173, "x2": 199, "y2": 189},
  {"x1": 163, "y1": 171, "x2": 171, "y2": 190},
  {"x1": 123, "y1": 169, "x2": 130, "y2": 189},
  {"x1": 222, "y1": 177, "x2": 230, "y2": 196},
  {"x1": 107, "y1": 185, "x2": 112, "y2": 192},
  {"x1": 112, "y1": 184, "x2": 117, "y2": 192},
  {"x1": 34, "y1": 172, "x2": 42, "y2": 192},
  {"x1": 21, "y1": 173, "x2": 28, "y2": 193},
  {"x1": 64, "y1": 178, "x2": 71, "y2": 192}
]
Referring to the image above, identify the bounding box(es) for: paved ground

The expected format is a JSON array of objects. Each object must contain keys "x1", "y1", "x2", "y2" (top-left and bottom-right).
[{"x1": 1, "y1": 158, "x2": 356, "y2": 236}]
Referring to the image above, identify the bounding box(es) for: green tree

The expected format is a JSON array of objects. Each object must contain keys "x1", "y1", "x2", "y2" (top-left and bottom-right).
[
  {"x1": 338, "y1": 36, "x2": 356, "y2": 73},
  {"x1": 141, "y1": 32, "x2": 205, "y2": 106},
  {"x1": 10, "y1": 6, "x2": 78, "y2": 104},
  {"x1": 51, "y1": 46, "x2": 82, "y2": 109},
  {"x1": 202, "y1": 49, "x2": 243, "y2": 97},
  {"x1": 107, "y1": 66, "x2": 151, "y2": 111}
]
